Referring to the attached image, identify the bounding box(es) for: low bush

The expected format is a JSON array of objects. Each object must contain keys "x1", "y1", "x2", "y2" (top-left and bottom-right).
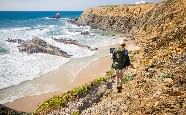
[{"x1": 34, "y1": 70, "x2": 114, "y2": 114}]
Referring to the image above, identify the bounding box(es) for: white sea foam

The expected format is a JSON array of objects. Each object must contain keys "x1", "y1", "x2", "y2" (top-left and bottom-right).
[
  {"x1": 43, "y1": 37, "x2": 95, "y2": 58},
  {"x1": 0, "y1": 53, "x2": 70, "y2": 89},
  {"x1": 0, "y1": 83, "x2": 58, "y2": 104},
  {"x1": 0, "y1": 19, "x2": 124, "y2": 104},
  {"x1": 43, "y1": 17, "x2": 69, "y2": 20}
]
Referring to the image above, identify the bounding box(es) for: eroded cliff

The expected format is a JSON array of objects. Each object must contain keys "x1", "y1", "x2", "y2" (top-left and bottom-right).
[
  {"x1": 79, "y1": 0, "x2": 186, "y2": 114},
  {"x1": 79, "y1": 3, "x2": 155, "y2": 33}
]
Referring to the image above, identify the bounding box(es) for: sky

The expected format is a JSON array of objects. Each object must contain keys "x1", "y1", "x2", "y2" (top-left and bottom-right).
[{"x1": 0, "y1": 0, "x2": 161, "y2": 11}]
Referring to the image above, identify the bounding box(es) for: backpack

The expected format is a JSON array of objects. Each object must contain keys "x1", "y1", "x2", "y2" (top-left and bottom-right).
[{"x1": 112, "y1": 48, "x2": 130, "y2": 70}]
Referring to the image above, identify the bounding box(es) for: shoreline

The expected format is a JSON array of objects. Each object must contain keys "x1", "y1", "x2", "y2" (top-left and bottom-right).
[
  {"x1": 3, "y1": 42, "x2": 120, "y2": 112},
  {"x1": 4, "y1": 36, "x2": 139, "y2": 113},
  {"x1": 5, "y1": 55, "x2": 112, "y2": 112}
]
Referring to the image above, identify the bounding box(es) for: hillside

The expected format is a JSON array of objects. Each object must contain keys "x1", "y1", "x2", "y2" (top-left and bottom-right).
[{"x1": 35, "y1": 0, "x2": 186, "y2": 114}]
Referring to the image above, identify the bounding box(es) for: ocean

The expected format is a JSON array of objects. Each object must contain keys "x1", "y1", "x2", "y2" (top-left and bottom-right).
[{"x1": 0, "y1": 11, "x2": 122, "y2": 104}]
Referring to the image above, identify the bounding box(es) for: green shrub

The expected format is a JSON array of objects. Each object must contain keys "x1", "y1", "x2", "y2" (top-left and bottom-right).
[
  {"x1": 159, "y1": 70, "x2": 173, "y2": 80},
  {"x1": 71, "y1": 111, "x2": 80, "y2": 115},
  {"x1": 122, "y1": 74, "x2": 134, "y2": 84},
  {"x1": 34, "y1": 70, "x2": 114, "y2": 114}
]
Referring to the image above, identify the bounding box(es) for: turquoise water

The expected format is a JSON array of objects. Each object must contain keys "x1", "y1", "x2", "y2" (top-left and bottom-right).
[
  {"x1": 0, "y1": 11, "x2": 123, "y2": 104},
  {"x1": 0, "y1": 11, "x2": 82, "y2": 28},
  {"x1": 0, "y1": 11, "x2": 83, "y2": 53},
  {"x1": 0, "y1": 47, "x2": 8, "y2": 54}
]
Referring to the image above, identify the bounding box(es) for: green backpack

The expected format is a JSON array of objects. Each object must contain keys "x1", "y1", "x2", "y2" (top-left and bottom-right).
[{"x1": 111, "y1": 48, "x2": 130, "y2": 70}]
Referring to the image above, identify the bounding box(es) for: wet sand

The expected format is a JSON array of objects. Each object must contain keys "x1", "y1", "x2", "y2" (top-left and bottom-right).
[{"x1": 5, "y1": 54, "x2": 112, "y2": 113}]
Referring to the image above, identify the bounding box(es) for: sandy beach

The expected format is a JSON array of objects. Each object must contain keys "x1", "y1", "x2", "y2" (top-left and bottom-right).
[
  {"x1": 4, "y1": 48, "x2": 113, "y2": 112},
  {"x1": 4, "y1": 38, "x2": 139, "y2": 113}
]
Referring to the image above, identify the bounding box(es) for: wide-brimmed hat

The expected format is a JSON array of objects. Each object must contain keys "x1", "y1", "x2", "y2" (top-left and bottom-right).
[{"x1": 120, "y1": 42, "x2": 126, "y2": 47}]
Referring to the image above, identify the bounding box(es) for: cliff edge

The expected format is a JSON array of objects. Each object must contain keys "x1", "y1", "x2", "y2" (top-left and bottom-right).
[{"x1": 78, "y1": 0, "x2": 186, "y2": 114}]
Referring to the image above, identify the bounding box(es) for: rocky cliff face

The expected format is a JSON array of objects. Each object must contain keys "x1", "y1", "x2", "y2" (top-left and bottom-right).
[
  {"x1": 78, "y1": 0, "x2": 186, "y2": 114},
  {"x1": 79, "y1": 0, "x2": 186, "y2": 80},
  {"x1": 78, "y1": 4, "x2": 155, "y2": 33}
]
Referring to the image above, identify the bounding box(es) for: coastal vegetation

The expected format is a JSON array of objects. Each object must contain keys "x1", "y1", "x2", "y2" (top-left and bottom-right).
[
  {"x1": 34, "y1": 71, "x2": 114, "y2": 114},
  {"x1": 2, "y1": 0, "x2": 185, "y2": 114}
]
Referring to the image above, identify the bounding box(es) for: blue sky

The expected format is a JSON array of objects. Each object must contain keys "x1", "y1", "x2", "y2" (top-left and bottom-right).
[{"x1": 0, "y1": 0, "x2": 161, "y2": 11}]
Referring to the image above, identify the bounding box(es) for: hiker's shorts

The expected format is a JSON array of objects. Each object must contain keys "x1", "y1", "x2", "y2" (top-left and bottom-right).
[{"x1": 115, "y1": 68, "x2": 125, "y2": 88}]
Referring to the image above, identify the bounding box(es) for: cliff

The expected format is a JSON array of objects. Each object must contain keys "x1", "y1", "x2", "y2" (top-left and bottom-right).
[
  {"x1": 35, "y1": 0, "x2": 186, "y2": 114},
  {"x1": 78, "y1": 3, "x2": 155, "y2": 33},
  {"x1": 79, "y1": 0, "x2": 186, "y2": 85},
  {"x1": 78, "y1": 0, "x2": 186, "y2": 114}
]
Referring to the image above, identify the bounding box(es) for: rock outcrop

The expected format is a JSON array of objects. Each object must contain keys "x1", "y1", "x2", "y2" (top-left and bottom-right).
[
  {"x1": 0, "y1": 104, "x2": 30, "y2": 115},
  {"x1": 53, "y1": 38, "x2": 98, "y2": 51},
  {"x1": 78, "y1": 4, "x2": 155, "y2": 33},
  {"x1": 7, "y1": 38, "x2": 72, "y2": 58},
  {"x1": 6, "y1": 38, "x2": 25, "y2": 44},
  {"x1": 67, "y1": 19, "x2": 86, "y2": 26}
]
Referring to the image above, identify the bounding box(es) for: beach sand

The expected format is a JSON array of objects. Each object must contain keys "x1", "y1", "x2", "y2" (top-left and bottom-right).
[
  {"x1": 5, "y1": 55, "x2": 112, "y2": 113},
  {"x1": 4, "y1": 38, "x2": 139, "y2": 113}
]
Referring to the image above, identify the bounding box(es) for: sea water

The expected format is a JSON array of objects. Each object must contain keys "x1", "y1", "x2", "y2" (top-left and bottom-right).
[{"x1": 0, "y1": 11, "x2": 123, "y2": 103}]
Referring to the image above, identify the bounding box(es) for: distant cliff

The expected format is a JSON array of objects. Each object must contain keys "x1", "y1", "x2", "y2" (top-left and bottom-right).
[{"x1": 78, "y1": 3, "x2": 155, "y2": 33}]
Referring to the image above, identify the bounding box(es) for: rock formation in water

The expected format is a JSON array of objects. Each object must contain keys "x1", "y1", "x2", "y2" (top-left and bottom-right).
[
  {"x1": 53, "y1": 38, "x2": 98, "y2": 51},
  {"x1": 6, "y1": 38, "x2": 25, "y2": 44},
  {"x1": 7, "y1": 37, "x2": 72, "y2": 58},
  {"x1": 67, "y1": 18, "x2": 86, "y2": 26}
]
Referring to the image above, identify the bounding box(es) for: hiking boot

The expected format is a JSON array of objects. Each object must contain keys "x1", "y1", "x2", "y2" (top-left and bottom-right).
[{"x1": 117, "y1": 86, "x2": 122, "y2": 93}]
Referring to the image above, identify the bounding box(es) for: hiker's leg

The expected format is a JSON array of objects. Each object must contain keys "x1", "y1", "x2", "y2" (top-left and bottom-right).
[
  {"x1": 115, "y1": 69, "x2": 119, "y2": 88},
  {"x1": 115, "y1": 70, "x2": 122, "y2": 93},
  {"x1": 118, "y1": 70, "x2": 123, "y2": 87}
]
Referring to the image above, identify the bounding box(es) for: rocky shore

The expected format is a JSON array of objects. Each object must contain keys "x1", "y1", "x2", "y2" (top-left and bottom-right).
[
  {"x1": 6, "y1": 37, "x2": 72, "y2": 58},
  {"x1": 53, "y1": 38, "x2": 98, "y2": 51}
]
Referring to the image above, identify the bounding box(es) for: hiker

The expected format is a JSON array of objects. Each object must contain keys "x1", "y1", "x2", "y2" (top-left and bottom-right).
[{"x1": 111, "y1": 42, "x2": 134, "y2": 93}]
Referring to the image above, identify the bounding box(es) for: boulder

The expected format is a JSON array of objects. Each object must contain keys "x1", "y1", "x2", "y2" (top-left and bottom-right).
[
  {"x1": 6, "y1": 38, "x2": 25, "y2": 44},
  {"x1": 7, "y1": 37, "x2": 72, "y2": 58},
  {"x1": 53, "y1": 38, "x2": 98, "y2": 51}
]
